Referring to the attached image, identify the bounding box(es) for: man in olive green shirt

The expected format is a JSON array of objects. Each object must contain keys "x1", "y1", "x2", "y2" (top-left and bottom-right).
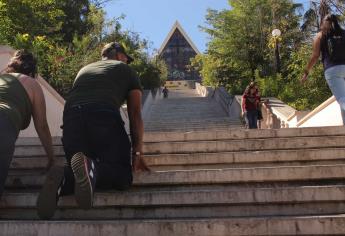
[{"x1": 38, "y1": 42, "x2": 149, "y2": 219}]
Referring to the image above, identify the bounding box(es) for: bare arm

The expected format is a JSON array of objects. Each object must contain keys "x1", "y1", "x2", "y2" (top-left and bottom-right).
[
  {"x1": 301, "y1": 32, "x2": 322, "y2": 82},
  {"x1": 241, "y1": 95, "x2": 246, "y2": 115},
  {"x1": 31, "y1": 80, "x2": 54, "y2": 167},
  {"x1": 127, "y1": 89, "x2": 149, "y2": 172},
  {"x1": 127, "y1": 89, "x2": 143, "y2": 153}
]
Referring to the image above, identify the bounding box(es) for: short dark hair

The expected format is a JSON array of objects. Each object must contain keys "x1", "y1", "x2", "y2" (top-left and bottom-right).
[{"x1": 5, "y1": 49, "x2": 37, "y2": 77}]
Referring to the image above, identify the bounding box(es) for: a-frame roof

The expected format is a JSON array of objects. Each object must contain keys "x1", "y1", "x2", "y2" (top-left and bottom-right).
[{"x1": 158, "y1": 21, "x2": 201, "y2": 55}]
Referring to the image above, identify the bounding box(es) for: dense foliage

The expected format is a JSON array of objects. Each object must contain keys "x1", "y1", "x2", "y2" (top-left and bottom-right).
[
  {"x1": 0, "y1": 0, "x2": 167, "y2": 96},
  {"x1": 192, "y1": 0, "x2": 345, "y2": 110}
]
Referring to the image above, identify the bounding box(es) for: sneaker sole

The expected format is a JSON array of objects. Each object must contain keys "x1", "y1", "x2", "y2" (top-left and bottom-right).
[
  {"x1": 71, "y1": 153, "x2": 93, "y2": 209},
  {"x1": 37, "y1": 166, "x2": 64, "y2": 220}
]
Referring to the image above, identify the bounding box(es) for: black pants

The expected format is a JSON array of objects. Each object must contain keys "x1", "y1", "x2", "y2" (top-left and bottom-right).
[
  {"x1": 0, "y1": 112, "x2": 19, "y2": 197},
  {"x1": 61, "y1": 103, "x2": 132, "y2": 195}
]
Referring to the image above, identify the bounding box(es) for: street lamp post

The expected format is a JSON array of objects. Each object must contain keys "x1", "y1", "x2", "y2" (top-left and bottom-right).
[{"x1": 272, "y1": 29, "x2": 281, "y2": 73}]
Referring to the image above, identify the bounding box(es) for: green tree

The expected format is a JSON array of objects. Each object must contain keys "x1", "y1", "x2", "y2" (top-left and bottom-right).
[
  {"x1": 256, "y1": 44, "x2": 331, "y2": 110},
  {"x1": 0, "y1": 0, "x2": 171, "y2": 96},
  {"x1": 193, "y1": 0, "x2": 302, "y2": 93},
  {"x1": 193, "y1": 0, "x2": 340, "y2": 110},
  {"x1": 0, "y1": 0, "x2": 110, "y2": 45},
  {"x1": 0, "y1": 0, "x2": 64, "y2": 42}
]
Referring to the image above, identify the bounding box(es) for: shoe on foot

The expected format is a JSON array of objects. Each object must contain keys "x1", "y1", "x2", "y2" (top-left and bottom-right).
[
  {"x1": 71, "y1": 152, "x2": 96, "y2": 209},
  {"x1": 37, "y1": 165, "x2": 64, "y2": 220}
]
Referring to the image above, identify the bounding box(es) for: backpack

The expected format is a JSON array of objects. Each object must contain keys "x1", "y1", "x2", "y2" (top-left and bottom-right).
[{"x1": 326, "y1": 31, "x2": 345, "y2": 62}]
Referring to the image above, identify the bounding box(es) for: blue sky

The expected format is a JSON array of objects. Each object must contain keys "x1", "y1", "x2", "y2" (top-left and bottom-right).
[{"x1": 105, "y1": 0, "x2": 309, "y2": 54}]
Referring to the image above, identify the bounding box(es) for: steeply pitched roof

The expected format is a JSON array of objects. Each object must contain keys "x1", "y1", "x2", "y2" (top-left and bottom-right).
[{"x1": 158, "y1": 21, "x2": 200, "y2": 55}]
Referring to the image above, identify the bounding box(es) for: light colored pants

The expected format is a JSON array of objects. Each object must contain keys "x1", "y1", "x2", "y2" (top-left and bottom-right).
[{"x1": 324, "y1": 65, "x2": 345, "y2": 125}]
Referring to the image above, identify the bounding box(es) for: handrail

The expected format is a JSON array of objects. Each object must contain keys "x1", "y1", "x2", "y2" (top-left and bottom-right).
[{"x1": 296, "y1": 96, "x2": 336, "y2": 127}]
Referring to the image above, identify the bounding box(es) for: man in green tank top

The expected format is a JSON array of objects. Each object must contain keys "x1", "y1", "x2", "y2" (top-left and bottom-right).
[{"x1": 38, "y1": 42, "x2": 149, "y2": 219}]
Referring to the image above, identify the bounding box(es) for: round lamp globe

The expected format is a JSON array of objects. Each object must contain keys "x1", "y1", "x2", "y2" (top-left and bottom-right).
[{"x1": 272, "y1": 29, "x2": 281, "y2": 37}]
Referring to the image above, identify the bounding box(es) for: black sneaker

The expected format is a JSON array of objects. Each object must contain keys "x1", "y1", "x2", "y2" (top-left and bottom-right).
[
  {"x1": 70, "y1": 152, "x2": 96, "y2": 209},
  {"x1": 37, "y1": 165, "x2": 64, "y2": 220}
]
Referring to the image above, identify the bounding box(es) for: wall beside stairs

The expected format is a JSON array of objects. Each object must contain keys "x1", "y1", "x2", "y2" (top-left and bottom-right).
[
  {"x1": 295, "y1": 96, "x2": 343, "y2": 127},
  {"x1": 195, "y1": 83, "x2": 290, "y2": 128},
  {"x1": 195, "y1": 83, "x2": 242, "y2": 120},
  {"x1": 195, "y1": 82, "x2": 333, "y2": 129},
  {"x1": 142, "y1": 89, "x2": 163, "y2": 121}
]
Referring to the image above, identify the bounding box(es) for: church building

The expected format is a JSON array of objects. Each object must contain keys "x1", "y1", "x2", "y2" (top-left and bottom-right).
[{"x1": 158, "y1": 21, "x2": 201, "y2": 89}]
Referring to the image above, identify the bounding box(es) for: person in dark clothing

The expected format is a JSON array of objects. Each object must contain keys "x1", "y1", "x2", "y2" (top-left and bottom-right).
[
  {"x1": 247, "y1": 81, "x2": 263, "y2": 128},
  {"x1": 302, "y1": 14, "x2": 345, "y2": 124},
  {"x1": 0, "y1": 50, "x2": 54, "y2": 197},
  {"x1": 37, "y1": 42, "x2": 149, "y2": 219},
  {"x1": 162, "y1": 86, "x2": 169, "y2": 98},
  {"x1": 242, "y1": 84, "x2": 260, "y2": 129}
]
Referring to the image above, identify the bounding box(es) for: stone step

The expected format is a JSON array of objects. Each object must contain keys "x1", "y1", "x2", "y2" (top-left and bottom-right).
[
  {"x1": 147, "y1": 110, "x2": 226, "y2": 115},
  {"x1": 0, "y1": 215, "x2": 345, "y2": 235},
  {"x1": 144, "y1": 126, "x2": 242, "y2": 132},
  {"x1": 12, "y1": 136, "x2": 345, "y2": 157},
  {"x1": 10, "y1": 148, "x2": 345, "y2": 170},
  {"x1": 147, "y1": 105, "x2": 226, "y2": 110},
  {"x1": 143, "y1": 126, "x2": 345, "y2": 142},
  {"x1": 14, "y1": 126, "x2": 345, "y2": 145},
  {"x1": 145, "y1": 122, "x2": 240, "y2": 127},
  {"x1": 145, "y1": 123, "x2": 240, "y2": 128},
  {"x1": 145, "y1": 118, "x2": 232, "y2": 122},
  {"x1": 147, "y1": 110, "x2": 226, "y2": 114},
  {"x1": 16, "y1": 137, "x2": 62, "y2": 146},
  {"x1": 145, "y1": 107, "x2": 230, "y2": 112},
  {"x1": 14, "y1": 136, "x2": 345, "y2": 157},
  {"x1": 149, "y1": 102, "x2": 222, "y2": 106},
  {"x1": 144, "y1": 136, "x2": 345, "y2": 154},
  {"x1": 146, "y1": 110, "x2": 229, "y2": 115},
  {"x1": 144, "y1": 118, "x2": 240, "y2": 123},
  {"x1": 5, "y1": 164, "x2": 345, "y2": 188},
  {"x1": 2, "y1": 185, "x2": 344, "y2": 208},
  {"x1": 148, "y1": 101, "x2": 222, "y2": 104},
  {"x1": 144, "y1": 120, "x2": 239, "y2": 125},
  {"x1": 0, "y1": 200, "x2": 344, "y2": 220},
  {"x1": 144, "y1": 148, "x2": 345, "y2": 167},
  {"x1": 145, "y1": 115, "x2": 231, "y2": 120},
  {"x1": 144, "y1": 124, "x2": 240, "y2": 130},
  {"x1": 14, "y1": 146, "x2": 65, "y2": 157},
  {"x1": 10, "y1": 157, "x2": 65, "y2": 170}
]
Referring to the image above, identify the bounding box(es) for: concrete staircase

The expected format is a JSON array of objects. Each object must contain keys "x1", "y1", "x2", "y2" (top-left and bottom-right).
[
  {"x1": 144, "y1": 89, "x2": 242, "y2": 132},
  {"x1": 2, "y1": 89, "x2": 345, "y2": 235}
]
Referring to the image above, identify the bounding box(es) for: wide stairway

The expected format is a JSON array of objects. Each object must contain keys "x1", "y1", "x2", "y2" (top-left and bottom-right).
[
  {"x1": 144, "y1": 89, "x2": 242, "y2": 132},
  {"x1": 1, "y1": 91, "x2": 345, "y2": 235}
]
